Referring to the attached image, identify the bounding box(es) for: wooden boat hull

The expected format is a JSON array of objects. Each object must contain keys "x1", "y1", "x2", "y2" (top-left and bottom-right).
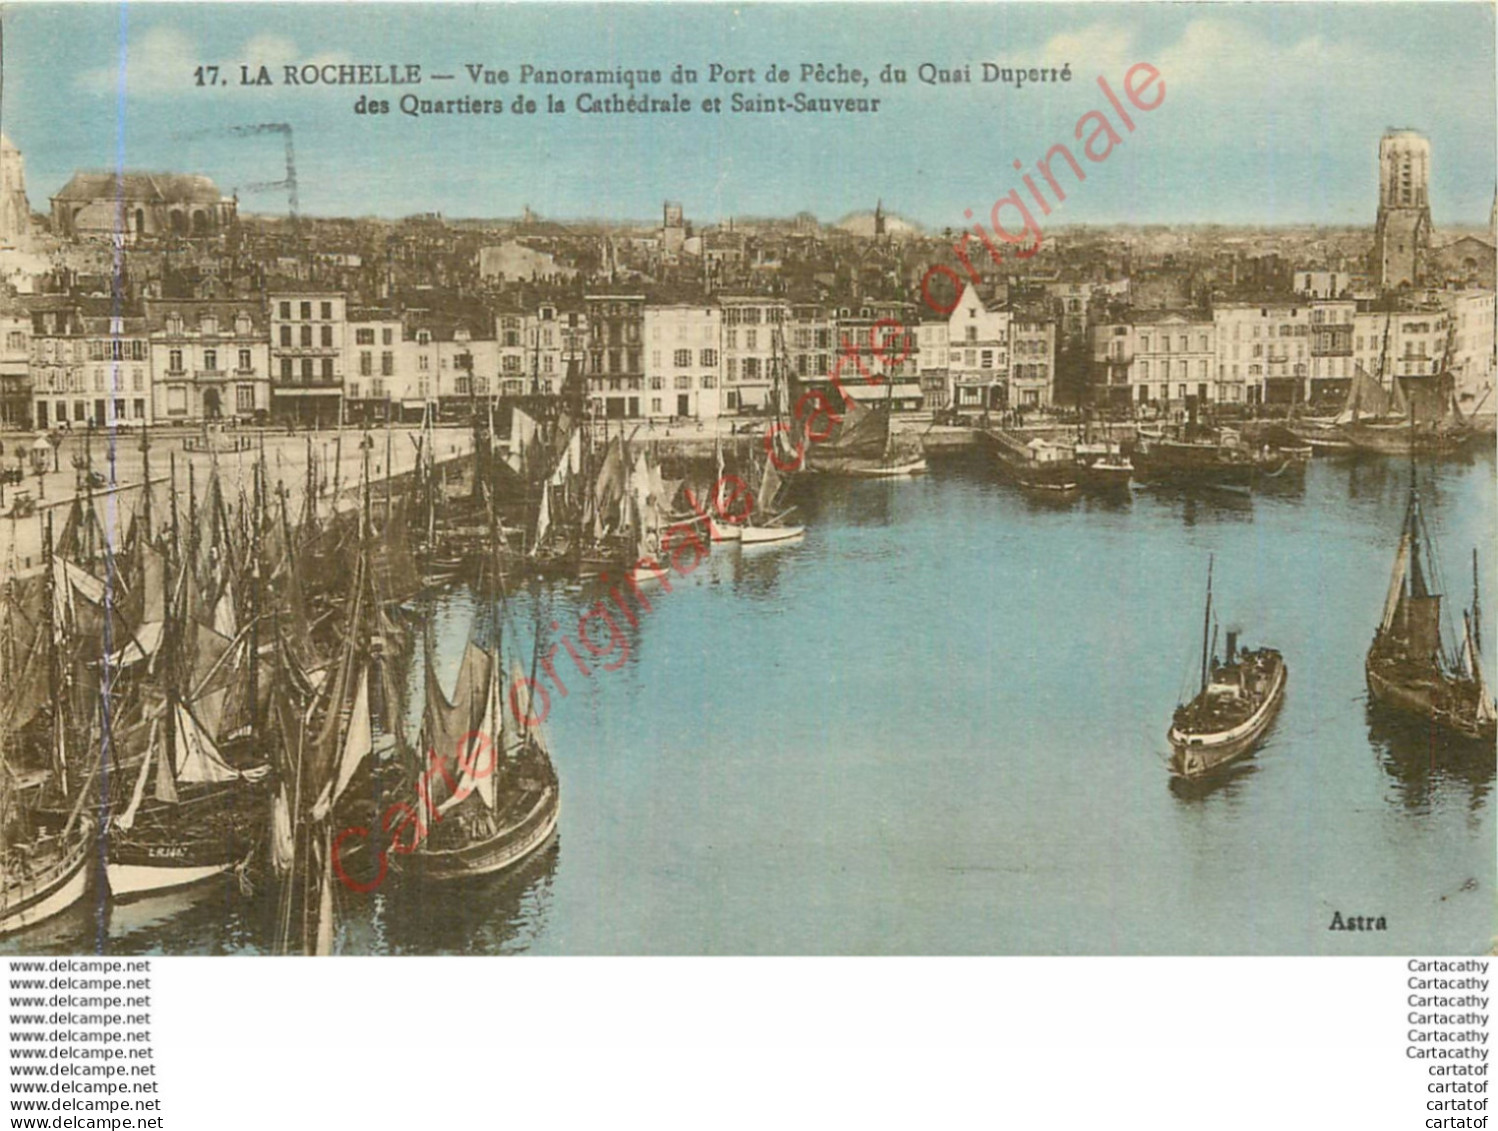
[
  {"x1": 106, "y1": 786, "x2": 266, "y2": 899},
  {"x1": 411, "y1": 785, "x2": 559, "y2": 881},
  {"x1": 106, "y1": 858, "x2": 232, "y2": 899},
  {"x1": 1340, "y1": 424, "x2": 1475, "y2": 458},
  {"x1": 842, "y1": 457, "x2": 928, "y2": 479},
  {"x1": 1077, "y1": 462, "x2": 1132, "y2": 491},
  {"x1": 709, "y1": 519, "x2": 743, "y2": 542},
  {"x1": 1365, "y1": 656, "x2": 1497, "y2": 745},
  {"x1": 740, "y1": 524, "x2": 805, "y2": 545},
  {"x1": 1169, "y1": 657, "x2": 1286, "y2": 780},
  {"x1": 1133, "y1": 445, "x2": 1255, "y2": 491},
  {"x1": 0, "y1": 832, "x2": 91, "y2": 937}
]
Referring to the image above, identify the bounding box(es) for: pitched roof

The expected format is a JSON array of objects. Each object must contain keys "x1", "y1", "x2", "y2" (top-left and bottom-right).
[{"x1": 52, "y1": 171, "x2": 224, "y2": 205}]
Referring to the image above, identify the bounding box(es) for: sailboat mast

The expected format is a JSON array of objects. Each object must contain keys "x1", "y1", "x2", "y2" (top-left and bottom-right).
[
  {"x1": 1199, "y1": 556, "x2": 1214, "y2": 694},
  {"x1": 1474, "y1": 548, "x2": 1484, "y2": 656}
]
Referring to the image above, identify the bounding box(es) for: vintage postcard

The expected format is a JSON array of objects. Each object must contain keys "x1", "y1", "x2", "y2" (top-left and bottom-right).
[{"x1": 0, "y1": 1, "x2": 1492, "y2": 958}]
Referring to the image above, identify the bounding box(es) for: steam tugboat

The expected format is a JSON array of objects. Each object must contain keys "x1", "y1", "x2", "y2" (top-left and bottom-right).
[{"x1": 1168, "y1": 559, "x2": 1287, "y2": 780}]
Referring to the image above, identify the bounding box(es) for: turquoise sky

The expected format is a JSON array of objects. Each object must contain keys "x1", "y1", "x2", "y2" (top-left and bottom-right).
[{"x1": 1, "y1": 3, "x2": 1494, "y2": 228}]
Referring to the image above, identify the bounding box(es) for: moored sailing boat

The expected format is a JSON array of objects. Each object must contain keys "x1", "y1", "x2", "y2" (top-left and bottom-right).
[
  {"x1": 1168, "y1": 559, "x2": 1287, "y2": 780},
  {"x1": 106, "y1": 468, "x2": 271, "y2": 899},
  {"x1": 407, "y1": 637, "x2": 560, "y2": 882},
  {"x1": 1, "y1": 569, "x2": 93, "y2": 935},
  {"x1": 739, "y1": 451, "x2": 804, "y2": 545},
  {"x1": 1364, "y1": 479, "x2": 1496, "y2": 745}
]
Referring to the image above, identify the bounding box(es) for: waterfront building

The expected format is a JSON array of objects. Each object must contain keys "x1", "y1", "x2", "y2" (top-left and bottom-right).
[
  {"x1": 25, "y1": 298, "x2": 147, "y2": 429},
  {"x1": 829, "y1": 300, "x2": 921, "y2": 410},
  {"x1": 586, "y1": 293, "x2": 646, "y2": 419},
  {"x1": 1372, "y1": 130, "x2": 1433, "y2": 291},
  {"x1": 495, "y1": 306, "x2": 529, "y2": 397},
  {"x1": 1438, "y1": 288, "x2": 1496, "y2": 416},
  {"x1": 1212, "y1": 301, "x2": 1310, "y2": 406},
  {"x1": 1307, "y1": 299, "x2": 1357, "y2": 404},
  {"x1": 915, "y1": 320, "x2": 951, "y2": 410},
  {"x1": 25, "y1": 297, "x2": 86, "y2": 430},
  {"x1": 145, "y1": 300, "x2": 268, "y2": 423},
  {"x1": 0, "y1": 302, "x2": 30, "y2": 428},
  {"x1": 1008, "y1": 313, "x2": 1057, "y2": 409},
  {"x1": 946, "y1": 285, "x2": 1009, "y2": 410},
  {"x1": 717, "y1": 294, "x2": 786, "y2": 415},
  {"x1": 643, "y1": 302, "x2": 721, "y2": 420},
  {"x1": 1093, "y1": 311, "x2": 1215, "y2": 410},
  {"x1": 1351, "y1": 305, "x2": 1449, "y2": 387},
  {"x1": 345, "y1": 308, "x2": 405, "y2": 421},
  {"x1": 404, "y1": 314, "x2": 497, "y2": 414},
  {"x1": 787, "y1": 302, "x2": 835, "y2": 390},
  {"x1": 269, "y1": 292, "x2": 347, "y2": 427},
  {"x1": 496, "y1": 302, "x2": 578, "y2": 399}
]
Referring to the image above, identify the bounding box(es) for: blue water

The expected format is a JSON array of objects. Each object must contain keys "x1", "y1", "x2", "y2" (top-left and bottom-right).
[{"x1": 8, "y1": 450, "x2": 1495, "y2": 955}]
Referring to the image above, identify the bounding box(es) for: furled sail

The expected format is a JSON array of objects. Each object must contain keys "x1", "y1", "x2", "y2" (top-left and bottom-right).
[
  {"x1": 174, "y1": 702, "x2": 265, "y2": 785},
  {"x1": 114, "y1": 719, "x2": 158, "y2": 832},
  {"x1": 1336, "y1": 365, "x2": 1392, "y2": 425},
  {"x1": 311, "y1": 666, "x2": 372, "y2": 821},
  {"x1": 423, "y1": 641, "x2": 494, "y2": 814},
  {"x1": 1380, "y1": 533, "x2": 1411, "y2": 633}
]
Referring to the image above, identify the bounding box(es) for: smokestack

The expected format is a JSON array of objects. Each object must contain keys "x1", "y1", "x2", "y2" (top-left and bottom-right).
[{"x1": 1225, "y1": 630, "x2": 1239, "y2": 663}]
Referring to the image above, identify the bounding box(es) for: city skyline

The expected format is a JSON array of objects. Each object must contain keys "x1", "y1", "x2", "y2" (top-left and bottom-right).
[{"x1": 1, "y1": 3, "x2": 1495, "y2": 229}]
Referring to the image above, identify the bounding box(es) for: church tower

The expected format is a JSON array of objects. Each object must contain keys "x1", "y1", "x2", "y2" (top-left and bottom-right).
[{"x1": 1372, "y1": 129, "x2": 1432, "y2": 291}]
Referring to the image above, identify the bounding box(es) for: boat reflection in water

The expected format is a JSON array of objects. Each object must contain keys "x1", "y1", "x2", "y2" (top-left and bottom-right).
[
  {"x1": 379, "y1": 836, "x2": 559, "y2": 955},
  {"x1": 1168, "y1": 758, "x2": 1261, "y2": 802},
  {"x1": 1366, "y1": 702, "x2": 1496, "y2": 815}
]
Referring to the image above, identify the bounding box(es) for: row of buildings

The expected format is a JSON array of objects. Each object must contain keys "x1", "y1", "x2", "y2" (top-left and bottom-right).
[
  {"x1": 1090, "y1": 288, "x2": 1496, "y2": 413},
  {"x1": 2, "y1": 286, "x2": 1063, "y2": 431},
  {"x1": 5, "y1": 278, "x2": 1494, "y2": 432}
]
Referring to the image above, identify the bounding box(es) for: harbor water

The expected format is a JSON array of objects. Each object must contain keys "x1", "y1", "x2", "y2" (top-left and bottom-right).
[{"x1": 7, "y1": 450, "x2": 1495, "y2": 955}]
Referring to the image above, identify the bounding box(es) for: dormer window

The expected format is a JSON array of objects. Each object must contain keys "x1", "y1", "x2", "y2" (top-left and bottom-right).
[
  {"x1": 200, "y1": 315, "x2": 218, "y2": 337},
  {"x1": 235, "y1": 314, "x2": 252, "y2": 336},
  {"x1": 417, "y1": 330, "x2": 431, "y2": 345},
  {"x1": 166, "y1": 315, "x2": 183, "y2": 337}
]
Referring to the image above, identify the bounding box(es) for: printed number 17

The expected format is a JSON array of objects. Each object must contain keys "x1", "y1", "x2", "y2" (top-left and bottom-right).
[{"x1": 194, "y1": 66, "x2": 220, "y2": 87}]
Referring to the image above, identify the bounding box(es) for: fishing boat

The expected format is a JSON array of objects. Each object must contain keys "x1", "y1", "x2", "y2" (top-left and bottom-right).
[
  {"x1": 407, "y1": 645, "x2": 560, "y2": 882},
  {"x1": 0, "y1": 818, "x2": 91, "y2": 937},
  {"x1": 1131, "y1": 426, "x2": 1257, "y2": 492},
  {"x1": 843, "y1": 453, "x2": 928, "y2": 479},
  {"x1": 1, "y1": 568, "x2": 96, "y2": 937},
  {"x1": 1312, "y1": 353, "x2": 1476, "y2": 458},
  {"x1": 738, "y1": 449, "x2": 804, "y2": 545},
  {"x1": 1168, "y1": 559, "x2": 1287, "y2": 780},
  {"x1": 779, "y1": 328, "x2": 926, "y2": 478},
  {"x1": 105, "y1": 494, "x2": 271, "y2": 899},
  {"x1": 1365, "y1": 478, "x2": 1496, "y2": 745},
  {"x1": 986, "y1": 428, "x2": 1079, "y2": 492},
  {"x1": 841, "y1": 379, "x2": 928, "y2": 477}
]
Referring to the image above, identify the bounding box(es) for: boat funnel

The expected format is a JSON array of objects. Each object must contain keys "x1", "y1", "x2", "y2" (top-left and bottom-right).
[{"x1": 1224, "y1": 629, "x2": 1239, "y2": 662}]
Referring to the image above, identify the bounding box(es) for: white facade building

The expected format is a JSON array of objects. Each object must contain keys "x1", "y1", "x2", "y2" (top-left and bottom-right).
[{"x1": 644, "y1": 303, "x2": 722, "y2": 420}]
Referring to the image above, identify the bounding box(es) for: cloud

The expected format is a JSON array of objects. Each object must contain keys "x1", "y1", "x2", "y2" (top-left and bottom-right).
[
  {"x1": 76, "y1": 25, "x2": 198, "y2": 98},
  {"x1": 1036, "y1": 17, "x2": 1396, "y2": 105},
  {"x1": 75, "y1": 28, "x2": 348, "y2": 98}
]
